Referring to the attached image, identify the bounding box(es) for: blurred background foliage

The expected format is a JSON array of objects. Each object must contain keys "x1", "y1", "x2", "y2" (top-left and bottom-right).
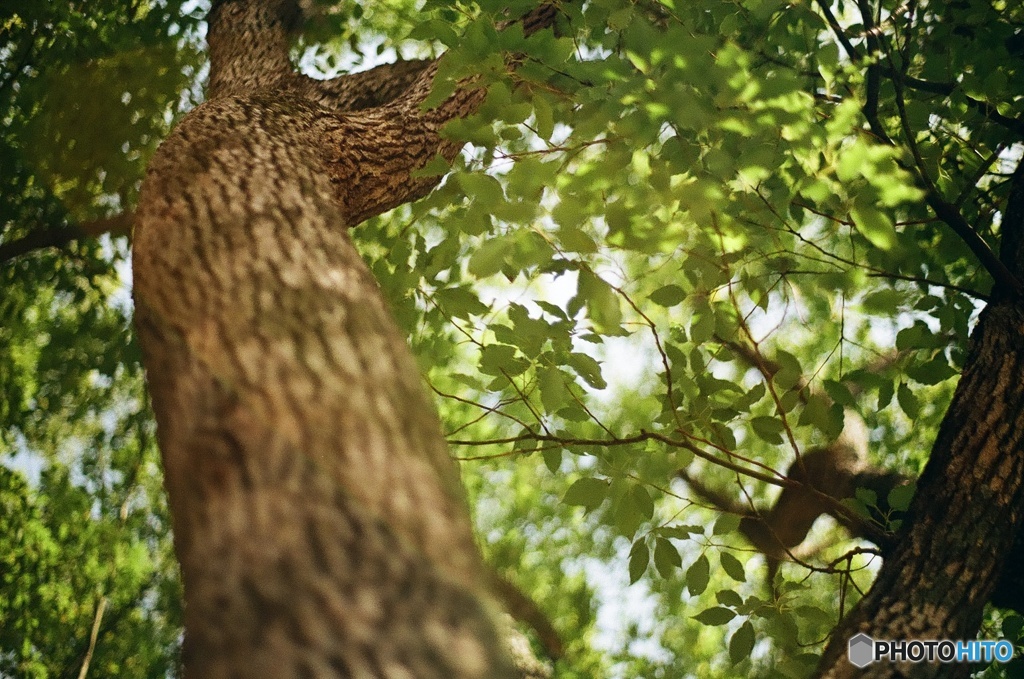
[
  {"x1": 2, "y1": 1, "x2": 203, "y2": 677},
  {"x1": 3, "y1": 0, "x2": 1023, "y2": 677}
]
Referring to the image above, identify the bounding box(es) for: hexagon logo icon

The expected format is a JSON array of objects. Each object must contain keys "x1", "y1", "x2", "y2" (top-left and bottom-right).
[{"x1": 848, "y1": 633, "x2": 875, "y2": 668}]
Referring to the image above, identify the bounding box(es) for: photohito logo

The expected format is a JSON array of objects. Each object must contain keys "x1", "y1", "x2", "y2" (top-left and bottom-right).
[{"x1": 848, "y1": 633, "x2": 1014, "y2": 667}]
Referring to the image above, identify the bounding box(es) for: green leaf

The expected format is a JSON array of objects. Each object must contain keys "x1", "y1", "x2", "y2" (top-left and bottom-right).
[
  {"x1": 538, "y1": 367, "x2": 570, "y2": 412},
  {"x1": 896, "y1": 324, "x2": 926, "y2": 351},
  {"x1": 878, "y1": 380, "x2": 895, "y2": 409},
  {"x1": 479, "y1": 344, "x2": 529, "y2": 376},
  {"x1": 712, "y1": 513, "x2": 742, "y2": 536},
  {"x1": 468, "y1": 236, "x2": 514, "y2": 277},
  {"x1": 567, "y1": 352, "x2": 607, "y2": 389},
  {"x1": 693, "y1": 606, "x2": 736, "y2": 626},
  {"x1": 689, "y1": 309, "x2": 716, "y2": 343},
  {"x1": 887, "y1": 482, "x2": 916, "y2": 512},
  {"x1": 798, "y1": 392, "x2": 834, "y2": 433},
  {"x1": 578, "y1": 271, "x2": 622, "y2": 334},
  {"x1": 822, "y1": 380, "x2": 855, "y2": 407},
  {"x1": 660, "y1": 524, "x2": 703, "y2": 539},
  {"x1": 687, "y1": 554, "x2": 711, "y2": 596},
  {"x1": 629, "y1": 485, "x2": 655, "y2": 522},
  {"x1": 720, "y1": 552, "x2": 746, "y2": 582},
  {"x1": 407, "y1": 18, "x2": 459, "y2": 45},
  {"x1": 772, "y1": 351, "x2": 804, "y2": 390},
  {"x1": 907, "y1": 356, "x2": 958, "y2": 385},
  {"x1": 649, "y1": 284, "x2": 687, "y2": 307},
  {"x1": 533, "y1": 95, "x2": 554, "y2": 140},
  {"x1": 434, "y1": 286, "x2": 488, "y2": 319},
  {"x1": 862, "y1": 288, "x2": 902, "y2": 313},
  {"x1": 536, "y1": 300, "x2": 568, "y2": 321},
  {"x1": 1003, "y1": 615, "x2": 1024, "y2": 641},
  {"x1": 457, "y1": 172, "x2": 505, "y2": 205},
  {"x1": 542, "y1": 447, "x2": 563, "y2": 473},
  {"x1": 411, "y1": 153, "x2": 451, "y2": 178},
  {"x1": 654, "y1": 537, "x2": 682, "y2": 578},
  {"x1": 558, "y1": 226, "x2": 599, "y2": 254},
  {"x1": 750, "y1": 416, "x2": 785, "y2": 444},
  {"x1": 563, "y1": 477, "x2": 610, "y2": 511},
  {"x1": 512, "y1": 430, "x2": 538, "y2": 454},
  {"x1": 716, "y1": 589, "x2": 744, "y2": 607},
  {"x1": 897, "y1": 382, "x2": 920, "y2": 419},
  {"x1": 855, "y1": 487, "x2": 878, "y2": 508},
  {"x1": 842, "y1": 497, "x2": 873, "y2": 520},
  {"x1": 629, "y1": 540, "x2": 650, "y2": 584},
  {"x1": 729, "y1": 621, "x2": 756, "y2": 664},
  {"x1": 851, "y1": 202, "x2": 898, "y2": 250}
]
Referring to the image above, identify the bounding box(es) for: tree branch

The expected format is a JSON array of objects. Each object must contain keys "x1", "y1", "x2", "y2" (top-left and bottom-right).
[
  {"x1": 889, "y1": 65, "x2": 1023, "y2": 297},
  {"x1": 926, "y1": 194, "x2": 1022, "y2": 296},
  {"x1": 487, "y1": 570, "x2": 565, "y2": 660},
  {"x1": 893, "y1": 72, "x2": 1024, "y2": 139},
  {"x1": 317, "y1": 3, "x2": 565, "y2": 226},
  {"x1": 831, "y1": 0, "x2": 1023, "y2": 165},
  {"x1": 0, "y1": 212, "x2": 133, "y2": 265},
  {"x1": 998, "y1": 157, "x2": 1024, "y2": 282},
  {"x1": 76, "y1": 596, "x2": 108, "y2": 679},
  {"x1": 858, "y1": 0, "x2": 893, "y2": 144},
  {"x1": 815, "y1": 0, "x2": 861, "y2": 63},
  {"x1": 288, "y1": 59, "x2": 434, "y2": 112},
  {"x1": 451, "y1": 429, "x2": 791, "y2": 488}
]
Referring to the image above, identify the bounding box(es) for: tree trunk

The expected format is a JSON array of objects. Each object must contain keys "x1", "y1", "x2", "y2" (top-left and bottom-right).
[
  {"x1": 132, "y1": 1, "x2": 555, "y2": 676},
  {"x1": 815, "y1": 164, "x2": 1024, "y2": 677}
]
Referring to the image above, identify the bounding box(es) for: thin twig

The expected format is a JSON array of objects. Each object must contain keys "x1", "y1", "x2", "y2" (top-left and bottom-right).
[
  {"x1": 449, "y1": 430, "x2": 792, "y2": 487},
  {"x1": 607, "y1": 279, "x2": 683, "y2": 427},
  {"x1": 432, "y1": 386, "x2": 535, "y2": 434},
  {"x1": 759, "y1": 197, "x2": 990, "y2": 299},
  {"x1": 76, "y1": 596, "x2": 108, "y2": 679}
]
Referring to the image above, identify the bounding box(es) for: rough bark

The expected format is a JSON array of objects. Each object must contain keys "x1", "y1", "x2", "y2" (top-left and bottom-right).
[
  {"x1": 132, "y1": 1, "x2": 558, "y2": 677},
  {"x1": 814, "y1": 163, "x2": 1024, "y2": 677}
]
